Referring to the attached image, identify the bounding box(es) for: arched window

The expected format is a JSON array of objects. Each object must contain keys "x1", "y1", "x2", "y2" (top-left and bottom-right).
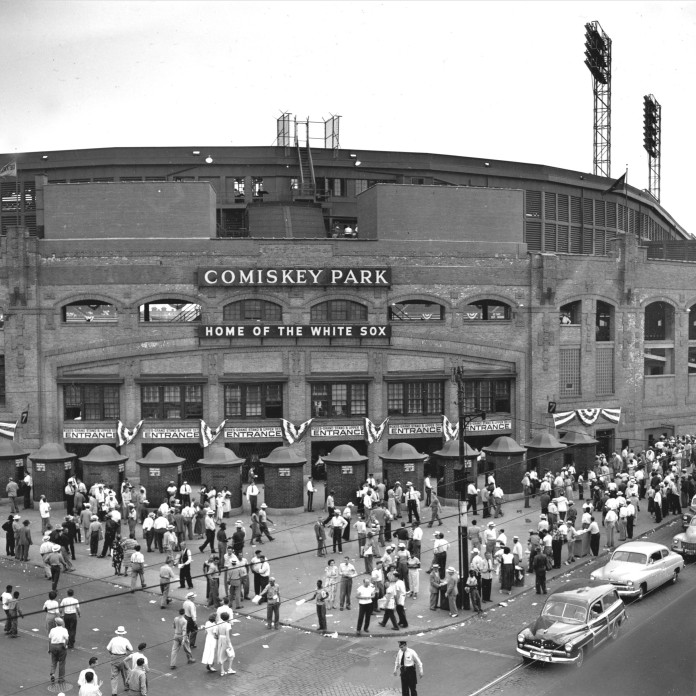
[
  {"x1": 223, "y1": 300, "x2": 282, "y2": 322},
  {"x1": 463, "y1": 300, "x2": 511, "y2": 321},
  {"x1": 311, "y1": 300, "x2": 367, "y2": 323},
  {"x1": 389, "y1": 300, "x2": 444, "y2": 321},
  {"x1": 644, "y1": 301, "x2": 674, "y2": 341},
  {"x1": 139, "y1": 299, "x2": 201, "y2": 323},
  {"x1": 62, "y1": 300, "x2": 118, "y2": 323}
]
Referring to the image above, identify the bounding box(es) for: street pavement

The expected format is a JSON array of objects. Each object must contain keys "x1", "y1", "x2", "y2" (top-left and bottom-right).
[{"x1": 0, "y1": 478, "x2": 677, "y2": 695}]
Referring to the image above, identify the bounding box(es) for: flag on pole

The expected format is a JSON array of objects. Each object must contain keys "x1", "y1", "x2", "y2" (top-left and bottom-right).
[
  {"x1": 116, "y1": 419, "x2": 144, "y2": 447},
  {"x1": 0, "y1": 161, "x2": 17, "y2": 178},
  {"x1": 200, "y1": 419, "x2": 226, "y2": 448},
  {"x1": 442, "y1": 415, "x2": 459, "y2": 441},
  {"x1": 0, "y1": 420, "x2": 19, "y2": 440},
  {"x1": 602, "y1": 172, "x2": 626, "y2": 195}
]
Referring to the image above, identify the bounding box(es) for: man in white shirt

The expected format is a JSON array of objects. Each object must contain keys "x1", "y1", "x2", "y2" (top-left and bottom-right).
[
  {"x1": 404, "y1": 484, "x2": 421, "y2": 524},
  {"x1": 22, "y1": 473, "x2": 33, "y2": 509},
  {"x1": 466, "y1": 482, "x2": 478, "y2": 515},
  {"x1": 106, "y1": 626, "x2": 133, "y2": 694},
  {"x1": 424, "y1": 475, "x2": 433, "y2": 507},
  {"x1": 182, "y1": 593, "x2": 198, "y2": 648},
  {"x1": 129, "y1": 546, "x2": 146, "y2": 592},
  {"x1": 338, "y1": 555, "x2": 357, "y2": 610},
  {"x1": 393, "y1": 639, "x2": 423, "y2": 694},
  {"x1": 330, "y1": 511, "x2": 348, "y2": 553},
  {"x1": 2, "y1": 584, "x2": 12, "y2": 633},
  {"x1": 410, "y1": 522, "x2": 423, "y2": 559},
  {"x1": 246, "y1": 481, "x2": 260, "y2": 514},
  {"x1": 179, "y1": 481, "x2": 192, "y2": 507},
  {"x1": 77, "y1": 656, "x2": 99, "y2": 687},
  {"x1": 153, "y1": 513, "x2": 168, "y2": 554},
  {"x1": 355, "y1": 578, "x2": 375, "y2": 634},
  {"x1": 306, "y1": 477, "x2": 317, "y2": 512},
  {"x1": 59, "y1": 588, "x2": 80, "y2": 648},
  {"x1": 48, "y1": 617, "x2": 69, "y2": 683}
]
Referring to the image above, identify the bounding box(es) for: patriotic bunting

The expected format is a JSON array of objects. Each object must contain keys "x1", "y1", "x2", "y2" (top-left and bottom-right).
[
  {"x1": 442, "y1": 415, "x2": 459, "y2": 441},
  {"x1": 116, "y1": 419, "x2": 144, "y2": 447},
  {"x1": 552, "y1": 408, "x2": 621, "y2": 427},
  {"x1": 0, "y1": 420, "x2": 18, "y2": 440},
  {"x1": 364, "y1": 417, "x2": 389, "y2": 444},
  {"x1": 280, "y1": 418, "x2": 313, "y2": 445},
  {"x1": 200, "y1": 419, "x2": 227, "y2": 448}
]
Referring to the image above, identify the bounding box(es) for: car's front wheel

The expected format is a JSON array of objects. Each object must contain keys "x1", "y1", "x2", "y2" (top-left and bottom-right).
[
  {"x1": 574, "y1": 648, "x2": 585, "y2": 668},
  {"x1": 636, "y1": 583, "x2": 647, "y2": 601},
  {"x1": 671, "y1": 569, "x2": 679, "y2": 584}
]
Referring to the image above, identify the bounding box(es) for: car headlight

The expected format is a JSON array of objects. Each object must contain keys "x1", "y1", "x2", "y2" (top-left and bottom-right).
[
  {"x1": 626, "y1": 580, "x2": 634, "y2": 586},
  {"x1": 674, "y1": 539, "x2": 682, "y2": 547},
  {"x1": 517, "y1": 629, "x2": 532, "y2": 642},
  {"x1": 517, "y1": 632, "x2": 526, "y2": 643},
  {"x1": 564, "y1": 643, "x2": 574, "y2": 652}
]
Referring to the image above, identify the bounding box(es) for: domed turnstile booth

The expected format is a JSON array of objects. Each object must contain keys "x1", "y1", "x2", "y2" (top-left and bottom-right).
[
  {"x1": 322, "y1": 444, "x2": 368, "y2": 507},
  {"x1": 431, "y1": 439, "x2": 479, "y2": 505},
  {"x1": 136, "y1": 447, "x2": 185, "y2": 509},
  {"x1": 29, "y1": 443, "x2": 77, "y2": 504},
  {"x1": 558, "y1": 431, "x2": 598, "y2": 474},
  {"x1": 524, "y1": 432, "x2": 567, "y2": 479},
  {"x1": 78, "y1": 445, "x2": 128, "y2": 492},
  {"x1": 199, "y1": 446, "x2": 244, "y2": 514},
  {"x1": 0, "y1": 440, "x2": 30, "y2": 502},
  {"x1": 379, "y1": 442, "x2": 428, "y2": 495},
  {"x1": 481, "y1": 436, "x2": 527, "y2": 496},
  {"x1": 260, "y1": 447, "x2": 306, "y2": 514}
]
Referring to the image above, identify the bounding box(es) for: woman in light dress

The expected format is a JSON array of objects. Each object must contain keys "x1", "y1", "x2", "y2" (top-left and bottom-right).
[
  {"x1": 216, "y1": 611, "x2": 236, "y2": 676},
  {"x1": 201, "y1": 612, "x2": 218, "y2": 672},
  {"x1": 324, "y1": 559, "x2": 339, "y2": 609}
]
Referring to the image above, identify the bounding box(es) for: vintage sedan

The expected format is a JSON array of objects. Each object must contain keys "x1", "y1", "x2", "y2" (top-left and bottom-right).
[
  {"x1": 516, "y1": 584, "x2": 626, "y2": 667},
  {"x1": 590, "y1": 540, "x2": 684, "y2": 599},
  {"x1": 680, "y1": 494, "x2": 696, "y2": 531},
  {"x1": 673, "y1": 515, "x2": 696, "y2": 558}
]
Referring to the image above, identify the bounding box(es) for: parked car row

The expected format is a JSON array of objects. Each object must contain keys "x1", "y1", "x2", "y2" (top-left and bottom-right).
[{"x1": 517, "y1": 540, "x2": 686, "y2": 668}]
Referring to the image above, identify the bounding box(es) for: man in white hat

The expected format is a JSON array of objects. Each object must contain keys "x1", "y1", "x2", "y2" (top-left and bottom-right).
[
  {"x1": 182, "y1": 592, "x2": 198, "y2": 648},
  {"x1": 106, "y1": 626, "x2": 133, "y2": 694},
  {"x1": 258, "y1": 503, "x2": 275, "y2": 542},
  {"x1": 47, "y1": 616, "x2": 69, "y2": 684},
  {"x1": 199, "y1": 509, "x2": 216, "y2": 553}
]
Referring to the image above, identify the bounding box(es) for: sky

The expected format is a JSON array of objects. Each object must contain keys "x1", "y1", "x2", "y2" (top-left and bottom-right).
[{"x1": 1, "y1": 0, "x2": 695, "y2": 232}]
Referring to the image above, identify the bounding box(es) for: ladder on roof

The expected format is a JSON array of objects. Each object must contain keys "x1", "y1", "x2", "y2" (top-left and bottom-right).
[{"x1": 295, "y1": 127, "x2": 317, "y2": 200}]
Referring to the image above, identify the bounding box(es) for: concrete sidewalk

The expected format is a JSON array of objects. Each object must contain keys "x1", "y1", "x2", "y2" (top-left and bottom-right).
[{"x1": 0, "y1": 479, "x2": 671, "y2": 638}]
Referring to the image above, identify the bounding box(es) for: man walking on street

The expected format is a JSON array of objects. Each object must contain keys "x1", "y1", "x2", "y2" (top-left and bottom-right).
[
  {"x1": 183, "y1": 592, "x2": 198, "y2": 648},
  {"x1": 170, "y1": 608, "x2": 196, "y2": 669},
  {"x1": 59, "y1": 588, "x2": 80, "y2": 648},
  {"x1": 393, "y1": 639, "x2": 423, "y2": 696},
  {"x1": 47, "y1": 617, "x2": 69, "y2": 684},
  {"x1": 126, "y1": 657, "x2": 148, "y2": 695},
  {"x1": 129, "y1": 545, "x2": 147, "y2": 592},
  {"x1": 159, "y1": 556, "x2": 177, "y2": 608},
  {"x1": 106, "y1": 626, "x2": 132, "y2": 694}
]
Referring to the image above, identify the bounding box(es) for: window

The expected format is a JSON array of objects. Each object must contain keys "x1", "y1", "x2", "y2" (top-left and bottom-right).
[
  {"x1": 596, "y1": 301, "x2": 613, "y2": 341},
  {"x1": 0, "y1": 355, "x2": 4, "y2": 406},
  {"x1": 389, "y1": 301, "x2": 444, "y2": 322},
  {"x1": 224, "y1": 383, "x2": 283, "y2": 418},
  {"x1": 141, "y1": 385, "x2": 203, "y2": 419},
  {"x1": 62, "y1": 300, "x2": 118, "y2": 323},
  {"x1": 387, "y1": 381, "x2": 444, "y2": 415},
  {"x1": 688, "y1": 347, "x2": 696, "y2": 374},
  {"x1": 64, "y1": 384, "x2": 120, "y2": 420},
  {"x1": 252, "y1": 177, "x2": 265, "y2": 197},
  {"x1": 139, "y1": 300, "x2": 201, "y2": 323},
  {"x1": 311, "y1": 300, "x2": 367, "y2": 323},
  {"x1": 311, "y1": 383, "x2": 367, "y2": 418},
  {"x1": 644, "y1": 302, "x2": 674, "y2": 341},
  {"x1": 596, "y1": 347, "x2": 615, "y2": 396},
  {"x1": 460, "y1": 380, "x2": 511, "y2": 413},
  {"x1": 233, "y1": 178, "x2": 245, "y2": 196},
  {"x1": 644, "y1": 347, "x2": 674, "y2": 376},
  {"x1": 322, "y1": 178, "x2": 345, "y2": 197},
  {"x1": 223, "y1": 300, "x2": 282, "y2": 322},
  {"x1": 559, "y1": 348, "x2": 581, "y2": 397},
  {"x1": 560, "y1": 301, "x2": 581, "y2": 325},
  {"x1": 464, "y1": 300, "x2": 511, "y2": 321}
]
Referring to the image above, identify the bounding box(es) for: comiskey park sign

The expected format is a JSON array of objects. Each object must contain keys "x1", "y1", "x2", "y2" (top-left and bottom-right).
[{"x1": 198, "y1": 267, "x2": 391, "y2": 287}]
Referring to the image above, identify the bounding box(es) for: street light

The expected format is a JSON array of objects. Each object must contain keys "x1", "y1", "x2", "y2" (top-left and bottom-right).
[{"x1": 451, "y1": 366, "x2": 486, "y2": 609}]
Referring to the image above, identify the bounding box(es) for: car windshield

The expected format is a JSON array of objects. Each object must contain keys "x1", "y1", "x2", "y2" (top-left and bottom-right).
[
  {"x1": 541, "y1": 601, "x2": 587, "y2": 624},
  {"x1": 610, "y1": 550, "x2": 647, "y2": 564}
]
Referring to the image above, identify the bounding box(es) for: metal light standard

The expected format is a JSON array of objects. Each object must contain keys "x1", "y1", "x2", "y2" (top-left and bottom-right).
[{"x1": 451, "y1": 366, "x2": 485, "y2": 609}]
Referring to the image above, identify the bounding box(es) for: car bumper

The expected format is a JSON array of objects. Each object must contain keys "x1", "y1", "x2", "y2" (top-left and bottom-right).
[
  {"x1": 609, "y1": 585, "x2": 641, "y2": 598},
  {"x1": 674, "y1": 547, "x2": 696, "y2": 556},
  {"x1": 516, "y1": 645, "x2": 582, "y2": 664}
]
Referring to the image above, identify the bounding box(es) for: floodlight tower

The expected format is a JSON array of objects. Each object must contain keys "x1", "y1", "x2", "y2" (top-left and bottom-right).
[
  {"x1": 584, "y1": 21, "x2": 612, "y2": 177},
  {"x1": 643, "y1": 94, "x2": 661, "y2": 203}
]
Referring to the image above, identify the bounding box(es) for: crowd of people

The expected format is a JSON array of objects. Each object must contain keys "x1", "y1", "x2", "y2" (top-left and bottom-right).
[{"x1": 2, "y1": 431, "x2": 696, "y2": 692}]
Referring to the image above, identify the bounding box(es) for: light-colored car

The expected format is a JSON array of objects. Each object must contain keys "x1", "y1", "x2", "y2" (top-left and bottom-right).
[
  {"x1": 516, "y1": 583, "x2": 626, "y2": 667},
  {"x1": 679, "y1": 494, "x2": 696, "y2": 531},
  {"x1": 590, "y1": 540, "x2": 684, "y2": 600},
  {"x1": 672, "y1": 515, "x2": 696, "y2": 557}
]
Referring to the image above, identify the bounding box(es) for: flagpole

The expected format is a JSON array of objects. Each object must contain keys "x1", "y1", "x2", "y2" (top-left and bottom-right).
[{"x1": 624, "y1": 164, "x2": 629, "y2": 231}]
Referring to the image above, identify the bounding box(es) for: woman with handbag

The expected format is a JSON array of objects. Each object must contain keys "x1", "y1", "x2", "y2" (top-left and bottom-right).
[
  {"x1": 215, "y1": 611, "x2": 235, "y2": 675},
  {"x1": 377, "y1": 580, "x2": 400, "y2": 630}
]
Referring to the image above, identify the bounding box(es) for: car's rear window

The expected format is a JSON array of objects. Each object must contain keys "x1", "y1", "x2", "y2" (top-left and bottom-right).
[
  {"x1": 611, "y1": 551, "x2": 647, "y2": 564},
  {"x1": 542, "y1": 601, "x2": 587, "y2": 623}
]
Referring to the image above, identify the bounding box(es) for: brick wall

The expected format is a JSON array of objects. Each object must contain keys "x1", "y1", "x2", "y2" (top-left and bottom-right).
[{"x1": 263, "y1": 463, "x2": 304, "y2": 509}]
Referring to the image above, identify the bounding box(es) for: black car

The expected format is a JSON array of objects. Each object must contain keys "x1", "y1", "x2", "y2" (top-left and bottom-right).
[{"x1": 516, "y1": 583, "x2": 626, "y2": 667}]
